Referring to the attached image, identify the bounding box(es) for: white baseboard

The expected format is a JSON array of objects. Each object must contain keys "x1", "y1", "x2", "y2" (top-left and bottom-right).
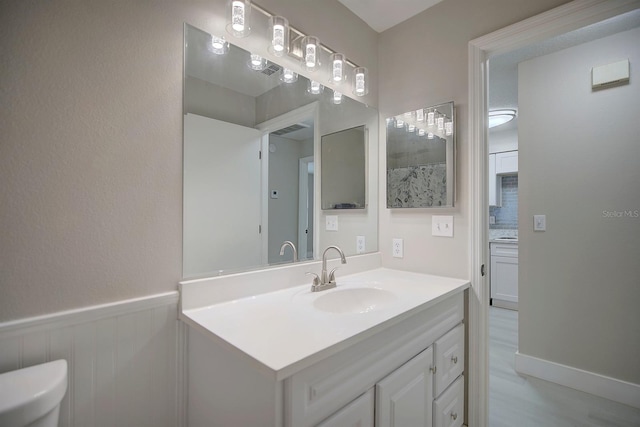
[{"x1": 515, "y1": 351, "x2": 640, "y2": 409}]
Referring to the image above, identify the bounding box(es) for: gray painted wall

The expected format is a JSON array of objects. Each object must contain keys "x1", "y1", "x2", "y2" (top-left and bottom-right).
[
  {"x1": 0, "y1": 0, "x2": 377, "y2": 322},
  {"x1": 518, "y1": 27, "x2": 640, "y2": 384},
  {"x1": 377, "y1": 0, "x2": 570, "y2": 278}
]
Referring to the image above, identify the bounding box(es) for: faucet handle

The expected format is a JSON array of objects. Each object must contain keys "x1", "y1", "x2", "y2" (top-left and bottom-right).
[
  {"x1": 328, "y1": 267, "x2": 340, "y2": 283},
  {"x1": 306, "y1": 272, "x2": 320, "y2": 289}
]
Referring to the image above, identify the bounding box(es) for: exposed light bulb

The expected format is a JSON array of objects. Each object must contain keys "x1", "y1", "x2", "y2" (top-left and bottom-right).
[
  {"x1": 231, "y1": 1, "x2": 245, "y2": 32},
  {"x1": 437, "y1": 116, "x2": 445, "y2": 131},
  {"x1": 273, "y1": 25, "x2": 284, "y2": 51},
  {"x1": 416, "y1": 109, "x2": 425, "y2": 122},
  {"x1": 445, "y1": 121, "x2": 453, "y2": 136},
  {"x1": 427, "y1": 111, "x2": 435, "y2": 126},
  {"x1": 332, "y1": 90, "x2": 343, "y2": 105}
]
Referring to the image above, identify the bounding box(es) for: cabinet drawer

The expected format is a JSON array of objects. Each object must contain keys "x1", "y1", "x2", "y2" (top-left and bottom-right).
[
  {"x1": 433, "y1": 375, "x2": 464, "y2": 427},
  {"x1": 316, "y1": 389, "x2": 374, "y2": 427},
  {"x1": 490, "y1": 243, "x2": 518, "y2": 257},
  {"x1": 433, "y1": 324, "x2": 464, "y2": 396}
]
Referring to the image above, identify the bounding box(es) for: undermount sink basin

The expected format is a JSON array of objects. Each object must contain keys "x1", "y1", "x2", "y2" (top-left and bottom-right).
[{"x1": 313, "y1": 288, "x2": 397, "y2": 314}]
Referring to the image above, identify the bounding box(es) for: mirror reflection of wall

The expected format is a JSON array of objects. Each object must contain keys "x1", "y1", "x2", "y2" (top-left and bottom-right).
[
  {"x1": 386, "y1": 102, "x2": 455, "y2": 208},
  {"x1": 182, "y1": 24, "x2": 379, "y2": 279}
]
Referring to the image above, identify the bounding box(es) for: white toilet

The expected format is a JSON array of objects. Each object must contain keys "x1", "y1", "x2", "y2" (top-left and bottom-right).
[{"x1": 0, "y1": 360, "x2": 68, "y2": 427}]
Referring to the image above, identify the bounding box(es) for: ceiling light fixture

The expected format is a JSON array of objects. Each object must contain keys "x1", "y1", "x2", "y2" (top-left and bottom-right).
[{"x1": 489, "y1": 109, "x2": 517, "y2": 128}]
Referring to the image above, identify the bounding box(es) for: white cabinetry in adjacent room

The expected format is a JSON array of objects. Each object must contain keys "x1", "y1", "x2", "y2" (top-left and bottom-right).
[
  {"x1": 490, "y1": 242, "x2": 519, "y2": 310},
  {"x1": 489, "y1": 150, "x2": 518, "y2": 207},
  {"x1": 495, "y1": 150, "x2": 518, "y2": 175},
  {"x1": 489, "y1": 154, "x2": 500, "y2": 207}
]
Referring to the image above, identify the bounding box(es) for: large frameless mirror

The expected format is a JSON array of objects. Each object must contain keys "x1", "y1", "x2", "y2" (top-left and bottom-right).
[
  {"x1": 183, "y1": 24, "x2": 379, "y2": 279},
  {"x1": 386, "y1": 102, "x2": 455, "y2": 208}
]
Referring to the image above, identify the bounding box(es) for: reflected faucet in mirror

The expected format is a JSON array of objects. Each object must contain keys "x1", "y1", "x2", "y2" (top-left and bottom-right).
[
  {"x1": 279, "y1": 241, "x2": 298, "y2": 262},
  {"x1": 306, "y1": 246, "x2": 347, "y2": 292}
]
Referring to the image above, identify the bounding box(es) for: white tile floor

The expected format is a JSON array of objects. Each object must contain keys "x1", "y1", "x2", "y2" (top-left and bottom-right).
[{"x1": 489, "y1": 307, "x2": 640, "y2": 426}]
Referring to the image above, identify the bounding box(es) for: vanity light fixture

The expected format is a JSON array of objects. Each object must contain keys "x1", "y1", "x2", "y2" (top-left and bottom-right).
[
  {"x1": 330, "y1": 53, "x2": 345, "y2": 83},
  {"x1": 395, "y1": 119, "x2": 405, "y2": 129},
  {"x1": 427, "y1": 111, "x2": 435, "y2": 126},
  {"x1": 416, "y1": 109, "x2": 425, "y2": 122},
  {"x1": 427, "y1": 132, "x2": 434, "y2": 139},
  {"x1": 302, "y1": 36, "x2": 321, "y2": 71},
  {"x1": 489, "y1": 109, "x2": 517, "y2": 128},
  {"x1": 228, "y1": 0, "x2": 251, "y2": 37},
  {"x1": 418, "y1": 128, "x2": 426, "y2": 136},
  {"x1": 445, "y1": 121, "x2": 453, "y2": 136},
  {"x1": 332, "y1": 90, "x2": 343, "y2": 104},
  {"x1": 281, "y1": 67, "x2": 298, "y2": 83},
  {"x1": 353, "y1": 67, "x2": 368, "y2": 96},
  {"x1": 269, "y1": 16, "x2": 289, "y2": 56},
  {"x1": 308, "y1": 80, "x2": 323, "y2": 94},
  {"x1": 437, "y1": 115, "x2": 445, "y2": 132},
  {"x1": 211, "y1": 35, "x2": 229, "y2": 55},
  {"x1": 407, "y1": 124, "x2": 416, "y2": 133},
  {"x1": 249, "y1": 53, "x2": 266, "y2": 70}
]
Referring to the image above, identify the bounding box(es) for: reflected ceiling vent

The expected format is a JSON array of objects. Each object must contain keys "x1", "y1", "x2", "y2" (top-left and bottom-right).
[
  {"x1": 272, "y1": 122, "x2": 310, "y2": 136},
  {"x1": 260, "y1": 63, "x2": 281, "y2": 76}
]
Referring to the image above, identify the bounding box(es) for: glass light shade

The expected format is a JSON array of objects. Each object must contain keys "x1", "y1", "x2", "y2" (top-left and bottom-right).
[
  {"x1": 445, "y1": 121, "x2": 453, "y2": 136},
  {"x1": 395, "y1": 119, "x2": 405, "y2": 128},
  {"x1": 427, "y1": 132, "x2": 434, "y2": 139},
  {"x1": 281, "y1": 68, "x2": 298, "y2": 83},
  {"x1": 249, "y1": 53, "x2": 266, "y2": 71},
  {"x1": 408, "y1": 125, "x2": 415, "y2": 133},
  {"x1": 228, "y1": 0, "x2": 251, "y2": 37},
  {"x1": 416, "y1": 109, "x2": 425, "y2": 122},
  {"x1": 489, "y1": 109, "x2": 517, "y2": 128},
  {"x1": 269, "y1": 16, "x2": 289, "y2": 56},
  {"x1": 427, "y1": 111, "x2": 435, "y2": 126},
  {"x1": 211, "y1": 35, "x2": 229, "y2": 55},
  {"x1": 353, "y1": 67, "x2": 368, "y2": 96},
  {"x1": 418, "y1": 128, "x2": 426, "y2": 136},
  {"x1": 302, "y1": 36, "x2": 321, "y2": 71},
  {"x1": 437, "y1": 116, "x2": 445, "y2": 131},
  {"x1": 332, "y1": 90, "x2": 343, "y2": 105},
  {"x1": 330, "y1": 53, "x2": 345, "y2": 83},
  {"x1": 308, "y1": 80, "x2": 323, "y2": 94}
]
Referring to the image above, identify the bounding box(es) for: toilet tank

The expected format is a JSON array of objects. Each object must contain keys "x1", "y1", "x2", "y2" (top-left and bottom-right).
[{"x1": 0, "y1": 360, "x2": 68, "y2": 427}]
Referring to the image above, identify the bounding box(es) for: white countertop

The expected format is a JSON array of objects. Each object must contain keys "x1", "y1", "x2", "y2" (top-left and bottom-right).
[{"x1": 181, "y1": 267, "x2": 469, "y2": 380}]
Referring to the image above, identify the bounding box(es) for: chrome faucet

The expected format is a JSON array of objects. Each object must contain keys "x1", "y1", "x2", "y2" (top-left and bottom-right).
[
  {"x1": 307, "y1": 245, "x2": 347, "y2": 292},
  {"x1": 279, "y1": 241, "x2": 298, "y2": 262}
]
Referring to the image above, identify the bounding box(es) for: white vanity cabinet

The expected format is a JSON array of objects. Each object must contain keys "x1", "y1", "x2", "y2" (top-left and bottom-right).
[{"x1": 187, "y1": 292, "x2": 465, "y2": 427}]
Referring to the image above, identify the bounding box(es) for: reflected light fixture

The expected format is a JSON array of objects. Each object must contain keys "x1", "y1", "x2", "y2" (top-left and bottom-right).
[
  {"x1": 211, "y1": 35, "x2": 229, "y2": 55},
  {"x1": 332, "y1": 90, "x2": 343, "y2": 105},
  {"x1": 229, "y1": 0, "x2": 251, "y2": 37},
  {"x1": 489, "y1": 109, "x2": 517, "y2": 128},
  {"x1": 249, "y1": 53, "x2": 266, "y2": 70},
  {"x1": 281, "y1": 68, "x2": 298, "y2": 83},
  {"x1": 427, "y1": 132, "x2": 434, "y2": 139},
  {"x1": 407, "y1": 124, "x2": 415, "y2": 133},
  {"x1": 437, "y1": 115, "x2": 445, "y2": 132},
  {"x1": 416, "y1": 109, "x2": 425, "y2": 122},
  {"x1": 269, "y1": 16, "x2": 289, "y2": 56},
  {"x1": 308, "y1": 80, "x2": 323, "y2": 94},
  {"x1": 395, "y1": 119, "x2": 405, "y2": 128},
  {"x1": 302, "y1": 36, "x2": 321, "y2": 71},
  {"x1": 427, "y1": 111, "x2": 435, "y2": 126},
  {"x1": 330, "y1": 53, "x2": 345, "y2": 83},
  {"x1": 418, "y1": 128, "x2": 426, "y2": 136},
  {"x1": 445, "y1": 121, "x2": 453, "y2": 136},
  {"x1": 353, "y1": 67, "x2": 368, "y2": 96}
]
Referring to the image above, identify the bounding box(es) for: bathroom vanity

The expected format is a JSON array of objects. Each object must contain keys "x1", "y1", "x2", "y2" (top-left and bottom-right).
[{"x1": 180, "y1": 256, "x2": 469, "y2": 427}]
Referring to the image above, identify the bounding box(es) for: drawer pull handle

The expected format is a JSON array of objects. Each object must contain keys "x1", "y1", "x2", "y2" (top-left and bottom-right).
[
  {"x1": 430, "y1": 366, "x2": 437, "y2": 374},
  {"x1": 451, "y1": 356, "x2": 458, "y2": 364},
  {"x1": 451, "y1": 412, "x2": 458, "y2": 420}
]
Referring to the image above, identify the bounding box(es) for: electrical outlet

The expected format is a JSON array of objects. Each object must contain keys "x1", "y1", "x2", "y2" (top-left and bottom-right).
[
  {"x1": 325, "y1": 215, "x2": 338, "y2": 231},
  {"x1": 392, "y1": 238, "x2": 403, "y2": 258},
  {"x1": 534, "y1": 214, "x2": 546, "y2": 231},
  {"x1": 432, "y1": 215, "x2": 454, "y2": 237},
  {"x1": 489, "y1": 216, "x2": 496, "y2": 225},
  {"x1": 356, "y1": 236, "x2": 365, "y2": 254}
]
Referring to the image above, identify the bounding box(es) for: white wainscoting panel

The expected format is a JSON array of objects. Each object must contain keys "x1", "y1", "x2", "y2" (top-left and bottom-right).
[{"x1": 0, "y1": 292, "x2": 185, "y2": 427}]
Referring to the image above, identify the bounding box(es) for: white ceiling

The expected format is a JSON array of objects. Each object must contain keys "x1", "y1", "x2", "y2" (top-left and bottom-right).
[{"x1": 338, "y1": 0, "x2": 444, "y2": 33}]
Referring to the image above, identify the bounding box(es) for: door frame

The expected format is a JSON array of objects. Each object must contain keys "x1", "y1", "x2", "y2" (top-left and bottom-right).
[
  {"x1": 298, "y1": 156, "x2": 314, "y2": 259},
  {"x1": 466, "y1": 1, "x2": 639, "y2": 425}
]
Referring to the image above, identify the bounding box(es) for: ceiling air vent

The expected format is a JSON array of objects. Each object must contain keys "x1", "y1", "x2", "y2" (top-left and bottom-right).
[
  {"x1": 272, "y1": 123, "x2": 310, "y2": 136},
  {"x1": 261, "y1": 63, "x2": 281, "y2": 76}
]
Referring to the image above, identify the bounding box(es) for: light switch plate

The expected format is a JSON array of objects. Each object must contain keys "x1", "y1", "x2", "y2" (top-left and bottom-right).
[
  {"x1": 534, "y1": 214, "x2": 546, "y2": 231},
  {"x1": 325, "y1": 215, "x2": 338, "y2": 231},
  {"x1": 392, "y1": 238, "x2": 403, "y2": 258},
  {"x1": 356, "y1": 236, "x2": 365, "y2": 254},
  {"x1": 432, "y1": 215, "x2": 454, "y2": 237}
]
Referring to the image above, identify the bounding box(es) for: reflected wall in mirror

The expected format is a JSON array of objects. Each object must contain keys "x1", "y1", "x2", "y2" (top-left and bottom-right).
[
  {"x1": 321, "y1": 126, "x2": 366, "y2": 210},
  {"x1": 386, "y1": 102, "x2": 455, "y2": 208},
  {"x1": 183, "y1": 24, "x2": 379, "y2": 279}
]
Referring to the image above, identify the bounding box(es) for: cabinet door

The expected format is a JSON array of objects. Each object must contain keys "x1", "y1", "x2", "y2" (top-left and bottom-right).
[
  {"x1": 495, "y1": 151, "x2": 518, "y2": 174},
  {"x1": 433, "y1": 375, "x2": 464, "y2": 427},
  {"x1": 317, "y1": 389, "x2": 374, "y2": 427},
  {"x1": 433, "y1": 324, "x2": 464, "y2": 396},
  {"x1": 490, "y1": 255, "x2": 518, "y2": 303},
  {"x1": 376, "y1": 347, "x2": 434, "y2": 427},
  {"x1": 489, "y1": 154, "x2": 501, "y2": 206}
]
